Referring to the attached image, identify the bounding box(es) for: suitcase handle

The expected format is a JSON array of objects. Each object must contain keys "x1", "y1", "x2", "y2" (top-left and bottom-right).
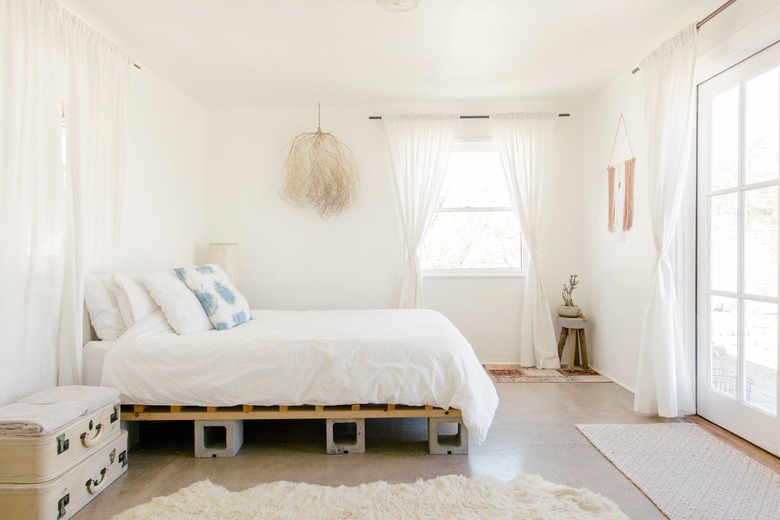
[
  {"x1": 86, "y1": 468, "x2": 107, "y2": 494},
  {"x1": 80, "y1": 423, "x2": 103, "y2": 448}
]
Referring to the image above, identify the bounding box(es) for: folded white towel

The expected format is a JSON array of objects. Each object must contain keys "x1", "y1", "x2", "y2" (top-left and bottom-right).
[
  {"x1": 0, "y1": 401, "x2": 88, "y2": 436},
  {"x1": 19, "y1": 385, "x2": 120, "y2": 414}
]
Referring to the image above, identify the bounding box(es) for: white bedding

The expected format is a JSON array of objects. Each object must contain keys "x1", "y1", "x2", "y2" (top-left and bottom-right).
[
  {"x1": 101, "y1": 308, "x2": 498, "y2": 443},
  {"x1": 83, "y1": 341, "x2": 113, "y2": 387}
]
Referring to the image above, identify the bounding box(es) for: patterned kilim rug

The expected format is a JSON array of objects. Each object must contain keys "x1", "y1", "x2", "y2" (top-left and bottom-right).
[
  {"x1": 577, "y1": 423, "x2": 780, "y2": 519},
  {"x1": 484, "y1": 364, "x2": 612, "y2": 383}
]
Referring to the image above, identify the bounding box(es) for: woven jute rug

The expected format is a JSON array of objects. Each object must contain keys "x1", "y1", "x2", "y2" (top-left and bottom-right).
[
  {"x1": 111, "y1": 474, "x2": 628, "y2": 519},
  {"x1": 577, "y1": 423, "x2": 780, "y2": 519},
  {"x1": 484, "y1": 364, "x2": 611, "y2": 383}
]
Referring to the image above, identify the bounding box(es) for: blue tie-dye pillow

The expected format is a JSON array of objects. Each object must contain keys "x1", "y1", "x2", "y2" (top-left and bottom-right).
[{"x1": 173, "y1": 264, "x2": 252, "y2": 330}]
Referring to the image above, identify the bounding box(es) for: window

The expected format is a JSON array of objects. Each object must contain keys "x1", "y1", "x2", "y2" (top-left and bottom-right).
[{"x1": 421, "y1": 140, "x2": 524, "y2": 275}]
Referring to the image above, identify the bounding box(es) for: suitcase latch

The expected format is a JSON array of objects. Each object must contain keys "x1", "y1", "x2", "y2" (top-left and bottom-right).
[
  {"x1": 57, "y1": 493, "x2": 69, "y2": 519},
  {"x1": 119, "y1": 450, "x2": 128, "y2": 468},
  {"x1": 56, "y1": 434, "x2": 69, "y2": 455},
  {"x1": 110, "y1": 404, "x2": 120, "y2": 423}
]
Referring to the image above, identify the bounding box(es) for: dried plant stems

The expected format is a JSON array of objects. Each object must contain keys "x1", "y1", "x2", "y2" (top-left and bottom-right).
[{"x1": 281, "y1": 127, "x2": 359, "y2": 218}]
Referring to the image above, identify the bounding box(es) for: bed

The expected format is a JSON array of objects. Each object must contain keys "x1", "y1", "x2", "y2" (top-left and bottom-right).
[{"x1": 83, "y1": 268, "x2": 499, "y2": 453}]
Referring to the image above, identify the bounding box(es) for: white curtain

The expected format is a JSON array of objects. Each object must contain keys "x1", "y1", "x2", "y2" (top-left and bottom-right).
[
  {"x1": 383, "y1": 115, "x2": 458, "y2": 308},
  {"x1": 0, "y1": 0, "x2": 128, "y2": 404},
  {"x1": 1, "y1": 0, "x2": 67, "y2": 404},
  {"x1": 634, "y1": 23, "x2": 698, "y2": 417},
  {"x1": 492, "y1": 113, "x2": 560, "y2": 369},
  {"x1": 59, "y1": 10, "x2": 129, "y2": 385}
]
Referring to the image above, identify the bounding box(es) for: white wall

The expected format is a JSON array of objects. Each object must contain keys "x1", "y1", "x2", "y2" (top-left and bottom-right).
[
  {"x1": 205, "y1": 103, "x2": 583, "y2": 362},
  {"x1": 56, "y1": 0, "x2": 208, "y2": 275},
  {"x1": 109, "y1": 67, "x2": 206, "y2": 273},
  {"x1": 582, "y1": 0, "x2": 780, "y2": 390}
]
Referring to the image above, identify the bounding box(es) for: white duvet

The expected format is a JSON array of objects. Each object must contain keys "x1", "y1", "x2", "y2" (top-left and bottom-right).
[{"x1": 101, "y1": 308, "x2": 499, "y2": 443}]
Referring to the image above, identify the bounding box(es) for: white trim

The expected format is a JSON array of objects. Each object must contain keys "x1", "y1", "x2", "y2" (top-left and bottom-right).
[
  {"x1": 434, "y1": 206, "x2": 514, "y2": 213},
  {"x1": 696, "y1": 42, "x2": 780, "y2": 454},
  {"x1": 451, "y1": 138, "x2": 496, "y2": 152},
  {"x1": 422, "y1": 138, "x2": 527, "y2": 273},
  {"x1": 696, "y1": 5, "x2": 780, "y2": 84},
  {"x1": 422, "y1": 269, "x2": 524, "y2": 279}
]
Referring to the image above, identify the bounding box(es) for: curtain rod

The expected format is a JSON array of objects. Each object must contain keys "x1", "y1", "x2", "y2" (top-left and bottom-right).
[
  {"x1": 631, "y1": 0, "x2": 737, "y2": 74},
  {"x1": 368, "y1": 114, "x2": 570, "y2": 120}
]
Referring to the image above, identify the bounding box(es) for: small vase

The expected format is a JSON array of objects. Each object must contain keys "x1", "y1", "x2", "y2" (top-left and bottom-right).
[{"x1": 557, "y1": 304, "x2": 581, "y2": 318}]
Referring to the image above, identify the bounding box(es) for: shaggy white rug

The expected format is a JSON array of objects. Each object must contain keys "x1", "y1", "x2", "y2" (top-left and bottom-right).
[
  {"x1": 111, "y1": 474, "x2": 627, "y2": 520},
  {"x1": 577, "y1": 423, "x2": 780, "y2": 520}
]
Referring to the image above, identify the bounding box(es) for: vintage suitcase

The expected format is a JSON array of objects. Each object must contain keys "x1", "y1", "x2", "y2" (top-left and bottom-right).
[
  {"x1": 0, "y1": 400, "x2": 121, "y2": 484},
  {"x1": 0, "y1": 429, "x2": 127, "y2": 520}
]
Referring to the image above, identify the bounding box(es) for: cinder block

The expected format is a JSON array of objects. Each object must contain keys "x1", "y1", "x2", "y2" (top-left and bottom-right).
[
  {"x1": 428, "y1": 417, "x2": 468, "y2": 455},
  {"x1": 326, "y1": 418, "x2": 365, "y2": 454},
  {"x1": 194, "y1": 420, "x2": 244, "y2": 458},
  {"x1": 121, "y1": 420, "x2": 140, "y2": 450}
]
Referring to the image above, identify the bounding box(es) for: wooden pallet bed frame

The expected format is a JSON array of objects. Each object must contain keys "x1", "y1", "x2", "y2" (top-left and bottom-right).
[
  {"x1": 121, "y1": 403, "x2": 461, "y2": 421},
  {"x1": 120, "y1": 403, "x2": 468, "y2": 456}
]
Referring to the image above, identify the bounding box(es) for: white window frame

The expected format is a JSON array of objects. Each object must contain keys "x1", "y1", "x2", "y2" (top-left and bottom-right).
[{"x1": 421, "y1": 138, "x2": 526, "y2": 278}]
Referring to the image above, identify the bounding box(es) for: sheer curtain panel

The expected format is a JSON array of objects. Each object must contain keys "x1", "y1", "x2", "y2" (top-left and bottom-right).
[
  {"x1": 634, "y1": 23, "x2": 698, "y2": 417},
  {"x1": 383, "y1": 115, "x2": 458, "y2": 308},
  {"x1": 0, "y1": 0, "x2": 129, "y2": 404},
  {"x1": 1, "y1": 0, "x2": 67, "y2": 404},
  {"x1": 492, "y1": 113, "x2": 560, "y2": 369},
  {"x1": 60, "y1": 12, "x2": 129, "y2": 385}
]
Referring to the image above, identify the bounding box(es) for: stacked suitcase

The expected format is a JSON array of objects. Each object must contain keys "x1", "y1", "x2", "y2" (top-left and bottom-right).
[{"x1": 0, "y1": 395, "x2": 128, "y2": 520}]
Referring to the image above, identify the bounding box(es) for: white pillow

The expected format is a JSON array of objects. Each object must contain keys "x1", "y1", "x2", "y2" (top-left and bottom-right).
[
  {"x1": 174, "y1": 264, "x2": 252, "y2": 331},
  {"x1": 84, "y1": 274, "x2": 126, "y2": 340},
  {"x1": 113, "y1": 274, "x2": 160, "y2": 328},
  {"x1": 139, "y1": 271, "x2": 213, "y2": 335}
]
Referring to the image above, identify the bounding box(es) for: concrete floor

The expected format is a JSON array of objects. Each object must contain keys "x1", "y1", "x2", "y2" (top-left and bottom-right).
[{"x1": 74, "y1": 382, "x2": 675, "y2": 519}]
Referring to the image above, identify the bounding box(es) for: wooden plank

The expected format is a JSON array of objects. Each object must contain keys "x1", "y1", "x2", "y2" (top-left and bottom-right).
[
  {"x1": 387, "y1": 404, "x2": 396, "y2": 411},
  {"x1": 170, "y1": 406, "x2": 182, "y2": 413},
  {"x1": 279, "y1": 405, "x2": 288, "y2": 412},
  {"x1": 243, "y1": 405, "x2": 254, "y2": 413},
  {"x1": 315, "y1": 405, "x2": 324, "y2": 412},
  {"x1": 207, "y1": 406, "x2": 218, "y2": 413},
  {"x1": 133, "y1": 405, "x2": 147, "y2": 413},
  {"x1": 686, "y1": 415, "x2": 780, "y2": 473},
  {"x1": 351, "y1": 404, "x2": 360, "y2": 411}
]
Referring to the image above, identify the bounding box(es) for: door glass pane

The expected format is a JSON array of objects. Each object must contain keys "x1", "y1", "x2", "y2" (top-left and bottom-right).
[
  {"x1": 710, "y1": 193, "x2": 739, "y2": 292},
  {"x1": 745, "y1": 67, "x2": 779, "y2": 185},
  {"x1": 744, "y1": 187, "x2": 778, "y2": 297},
  {"x1": 711, "y1": 86, "x2": 740, "y2": 191},
  {"x1": 744, "y1": 300, "x2": 777, "y2": 414},
  {"x1": 711, "y1": 296, "x2": 739, "y2": 399}
]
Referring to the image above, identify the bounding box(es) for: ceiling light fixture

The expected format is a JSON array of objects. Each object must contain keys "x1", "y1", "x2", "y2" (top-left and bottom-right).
[{"x1": 377, "y1": 0, "x2": 420, "y2": 13}]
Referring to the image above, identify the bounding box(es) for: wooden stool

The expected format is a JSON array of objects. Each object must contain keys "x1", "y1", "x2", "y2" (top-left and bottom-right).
[{"x1": 557, "y1": 316, "x2": 590, "y2": 370}]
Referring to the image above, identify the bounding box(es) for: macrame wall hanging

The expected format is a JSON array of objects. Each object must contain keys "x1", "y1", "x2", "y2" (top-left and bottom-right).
[
  {"x1": 606, "y1": 113, "x2": 636, "y2": 233},
  {"x1": 280, "y1": 104, "x2": 359, "y2": 219}
]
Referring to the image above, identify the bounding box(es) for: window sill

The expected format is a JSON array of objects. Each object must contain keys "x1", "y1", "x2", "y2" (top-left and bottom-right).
[{"x1": 422, "y1": 271, "x2": 526, "y2": 279}]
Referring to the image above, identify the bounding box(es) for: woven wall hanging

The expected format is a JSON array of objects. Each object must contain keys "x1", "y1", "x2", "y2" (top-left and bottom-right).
[
  {"x1": 280, "y1": 104, "x2": 359, "y2": 218},
  {"x1": 606, "y1": 114, "x2": 636, "y2": 233}
]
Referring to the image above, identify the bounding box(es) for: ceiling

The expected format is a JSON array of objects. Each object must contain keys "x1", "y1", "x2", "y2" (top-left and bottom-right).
[{"x1": 59, "y1": 0, "x2": 720, "y2": 107}]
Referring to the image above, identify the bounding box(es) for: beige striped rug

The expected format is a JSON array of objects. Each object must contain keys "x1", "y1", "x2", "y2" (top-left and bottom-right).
[{"x1": 577, "y1": 423, "x2": 780, "y2": 520}]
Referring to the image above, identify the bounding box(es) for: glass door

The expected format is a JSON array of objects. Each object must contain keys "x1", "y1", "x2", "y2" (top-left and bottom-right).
[{"x1": 697, "y1": 41, "x2": 780, "y2": 456}]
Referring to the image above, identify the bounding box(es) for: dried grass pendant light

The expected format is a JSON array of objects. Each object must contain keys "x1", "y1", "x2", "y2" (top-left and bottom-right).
[{"x1": 280, "y1": 104, "x2": 359, "y2": 218}]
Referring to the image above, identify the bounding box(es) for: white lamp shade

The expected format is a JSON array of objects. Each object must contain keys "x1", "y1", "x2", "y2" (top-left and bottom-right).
[{"x1": 208, "y1": 243, "x2": 239, "y2": 284}]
